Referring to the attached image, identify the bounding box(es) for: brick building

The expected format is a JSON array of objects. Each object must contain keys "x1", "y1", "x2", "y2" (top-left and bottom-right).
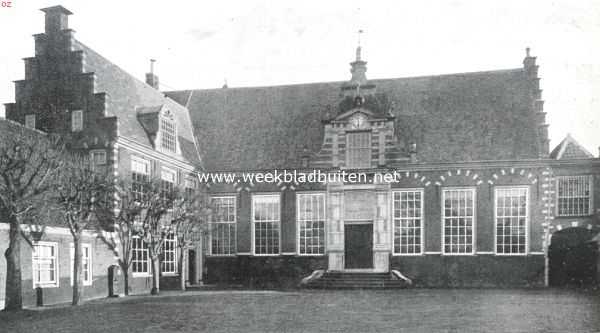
[
  {"x1": 1, "y1": 6, "x2": 202, "y2": 306},
  {"x1": 1, "y1": 5, "x2": 599, "y2": 304},
  {"x1": 165, "y1": 34, "x2": 600, "y2": 288}
]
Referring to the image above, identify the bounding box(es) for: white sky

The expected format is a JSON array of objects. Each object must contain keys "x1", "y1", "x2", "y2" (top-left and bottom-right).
[{"x1": 1, "y1": 0, "x2": 599, "y2": 155}]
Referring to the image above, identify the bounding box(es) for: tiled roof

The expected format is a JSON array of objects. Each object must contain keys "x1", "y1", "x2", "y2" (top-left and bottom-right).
[
  {"x1": 73, "y1": 41, "x2": 202, "y2": 168},
  {"x1": 166, "y1": 68, "x2": 541, "y2": 171},
  {"x1": 549, "y1": 134, "x2": 593, "y2": 159}
]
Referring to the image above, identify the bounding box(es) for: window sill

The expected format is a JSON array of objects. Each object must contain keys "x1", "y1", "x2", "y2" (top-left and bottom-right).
[
  {"x1": 33, "y1": 283, "x2": 58, "y2": 289},
  {"x1": 132, "y1": 273, "x2": 151, "y2": 278}
]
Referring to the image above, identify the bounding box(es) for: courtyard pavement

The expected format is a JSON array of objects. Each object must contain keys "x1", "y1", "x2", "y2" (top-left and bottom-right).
[{"x1": 0, "y1": 288, "x2": 599, "y2": 333}]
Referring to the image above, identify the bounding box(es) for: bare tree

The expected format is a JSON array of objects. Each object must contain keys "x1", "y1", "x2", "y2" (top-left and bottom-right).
[
  {"x1": 0, "y1": 120, "x2": 65, "y2": 311},
  {"x1": 136, "y1": 179, "x2": 177, "y2": 295},
  {"x1": 170, "y1": 186, "x2": 211, "y2": 290},
  {"x1": 95, "y1": 179, "x2": 144, "y2": 297},
  {"x1": 54, "y1": 153, "x2": 111, "y2": 305}
]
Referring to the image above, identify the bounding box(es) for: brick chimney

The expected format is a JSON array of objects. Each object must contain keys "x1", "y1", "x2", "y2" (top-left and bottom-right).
[
  {"x1": 145, "y1": 59, "x2": 159, "y2": 89},
  {"x1": 41, "y1": 6, "x2": 72, "y2": 35}
]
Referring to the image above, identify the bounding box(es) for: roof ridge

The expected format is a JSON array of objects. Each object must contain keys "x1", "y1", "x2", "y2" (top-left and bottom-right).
[{"x1": 164, "y1": 68, "x2": 523, "y2": 93}]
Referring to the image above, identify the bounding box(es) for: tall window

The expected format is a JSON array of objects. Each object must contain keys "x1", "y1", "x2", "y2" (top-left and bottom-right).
[
  {"x1": 346, "y1": 131, "x2": 371, "y2": 168},
  {"x1": 557, "y1": 175, "x2": 593, "y2": 216},
  {"x1": 297, "y1": 193, "x2": 325, "y2": 255},
  {"x1": 210, "y1": 196, "x2": 236, "y2": 255},
  {"x1": 160, "y1": 115, "x2": 177, "y2": 153},
  {"x1": 161, "y1": 233, "x2": 177, "y2": 274},
  {"x1": 70, "y1": 243, "x2": 92, "y2": 286},
  {"x1": 393, "y1": 190, "x2": 423, "y2": 255},
  {"x1": 184, "y1": 176, "x2": 196, "y2": 199},
  {"x1": 25, "y1": 114, "x2": 36, "y2": 129},
  {"x1": 442, "y1": 188, "x2": 475, "y2": 254},
  {"x1": 132, "y1": 237, "x2": 149, "y2": 274},
  {"x1": 32, "y1": 242, "x2": 58, "y2": 287},
  {"x1": 71, "y1": 110, "x2": 83, "y2": 132},
  {"x1": 161, "y1": 168, "x2": 176, "y2": 200},
  {"x1": 131, "y1": 157, "x2": 150, "y2": 201},
  {"x1": 253, "y1": 194, "x2": 280, "y2": 255},
  {"x1": 495, "y1": 187, "x2": 528, "y2": 255}
]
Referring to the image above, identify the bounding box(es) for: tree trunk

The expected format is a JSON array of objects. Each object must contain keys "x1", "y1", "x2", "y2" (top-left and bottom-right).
[
  {"x1": 120, "y1": 263, "x2": 130, "y2": 296},
  {"x1": 150, "y1": 256, "x2": 160, "y2": 295},
  {"x1": 72, "y1": 234, "x2": 82, "y2": 305},
  {"x1": 4, "y1": 216, "x2": 23, "y2": 311},
  {"x1": 179, "y1": 248, "x2": 186, "y2": 291}
]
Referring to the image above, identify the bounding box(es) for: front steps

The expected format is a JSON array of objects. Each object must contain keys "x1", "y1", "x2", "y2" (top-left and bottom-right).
[{"x1": 301, "y1": 271, "x2": 412, "y2": 289}]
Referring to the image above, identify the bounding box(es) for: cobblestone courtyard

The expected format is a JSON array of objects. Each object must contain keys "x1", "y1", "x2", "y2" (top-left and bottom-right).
[{"x1": 1, "y1": 289, "x2": 599, "y2": 333}]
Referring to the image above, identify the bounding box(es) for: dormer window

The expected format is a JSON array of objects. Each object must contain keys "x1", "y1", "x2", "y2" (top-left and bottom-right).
[
  {"x1": 346, "y1": 130, "x2": 371, "y2": 168},
  {"x1": 71, "y1": 110, "x2": 83, "y2": 132},
  {"x1": 25, "y1": 114, "x2": 36, "y2": 129},
  {"x1": 160, "y1": 111, "x2": 176, "y2": 153}
]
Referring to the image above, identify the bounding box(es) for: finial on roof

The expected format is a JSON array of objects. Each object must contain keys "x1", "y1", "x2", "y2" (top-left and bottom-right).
[
  {"x1": 356, "y1": 29, "x2": 364, "y2": 61},
  {"x1": 222, "y1": 78, "x2": 228, "y2": 89},
  {"x1": 526, "y1": 47, "x2": 531, "y2": 57}
]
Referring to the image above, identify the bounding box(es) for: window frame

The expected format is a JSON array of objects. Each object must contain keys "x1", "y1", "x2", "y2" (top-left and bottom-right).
[
  {"x1": 345, "y1": 130, "x2": 372, "y2": 169},
  {"x1": 441, "y1": 187, "x2": 476, "y2": 256},
  {"x1": 494, "y1": 186, "x2": 529, "y2": 256},
  {"x1": 296, "y1": 192, "x2": 327, "y2": 256},
  {"x1": 71, "y1": 110, "x2": 83, "y2": 132},
  {"x1": 70, "y1": 243, "x2": 93, "y2": 286},
  {"x1": 251, "y1": 193, "x2": 281, "y2": 256},
  {"x1": 25, "y1": 114, "x2": 36, "y2": 129},
  {"x1": 392, "y1": 188, "x2": 425, "y2": 256},
  {"x1": 131, "y1": 156, "x2": 150, "y2": 201},
  {"x1": 555, "y1": 175, "x2": 593, "y2": 217},
  {"x1": 161, "y1": 232, "x2": 177, "y2": 275},
  {"x1": 160, "y1": 113, "x2": 177, "y2": 153},
  {"x1": 131, "y1": 236, "x2": 150, "y2": 277},
  {"x1": 89, "y1": 149, "x2": 107, "y2": 171},
  {"x1": 32, "y1": 241, "x2": 59, "y2": 288},
  {"x1": 209, "y1": 195, "x2": 237, "y2": 256}
]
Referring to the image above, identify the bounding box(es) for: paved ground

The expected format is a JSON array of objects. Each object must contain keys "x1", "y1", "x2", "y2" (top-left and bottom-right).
[{"x1": 1, "y1": 289, "x2": 599, "y2": 333}]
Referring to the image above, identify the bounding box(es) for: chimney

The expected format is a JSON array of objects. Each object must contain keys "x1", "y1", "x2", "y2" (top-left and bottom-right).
[
  {"x1": 41, "y1": 6, "x2": 72, "y2": 35},
  {"x1": 145, "y1": 59, "x2": 159, "y2": 89},
  {"x1": 523, "y1": 47, "x2": 537, "y2": 75}
]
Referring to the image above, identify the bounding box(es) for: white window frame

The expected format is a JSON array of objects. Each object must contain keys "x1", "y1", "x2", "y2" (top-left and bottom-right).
[
  {"x1": 209, "y1": 195, "x2": 237, "y2": 256},
  {"x1": 131, "y1": 156, "x2": 150, "y2": 201},
  {"x1": 252, "y1": 193, "x2": 281, "y2": 256},
  {"x1": 131, "y1": 236, "x2": 150, "y2": 277},
  {"x1": 494, "y1": 186, "x2": 529, "y2": 256},
  {"x1": 392, "y1": 189, "x2": 424, "y2": 256},
  {"x1": 441, "y1": 187, "x2": 476, "y2": 256},
  {"x1": 25, "y1": 114, "x2": 36, "y2": 129},
  {"x1": 32, "y1": 241, "x2": 59, "y2": 288},
  {"x1": 296, "y1": 192, "x2": 326, "y2": 256},
  {"x1": 161, "y1": 233, "x2": 177, "y2": 275},
  {"x1": 556, "y1": 175, "x2": 593, "y2": 216},
  {"x1": 346, "y1": 130, "x2": 372, "y2": 169},
  {"x1": 160, "y1": 113, "x2": 177, "y2": 153},
  {"x1": 70, "y1": 243, "x2": 93, "y2": 286},
  {"x1": 71, "y1": 110, "x2": 83, "y2": 132}
]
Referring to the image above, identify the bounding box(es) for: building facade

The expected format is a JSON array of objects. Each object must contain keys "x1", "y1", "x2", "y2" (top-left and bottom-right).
[
  {"x1": 165, "y1": 43, "x2": 600, "y2": 288},
  {"x1": 1, "y1": 6, "x2": 202, "y2": 307},
  {"x1": 1, "y1": 6, "x2": 599, "y2": 304}
]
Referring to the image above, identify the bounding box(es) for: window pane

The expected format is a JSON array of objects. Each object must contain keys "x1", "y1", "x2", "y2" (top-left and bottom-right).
[
  {"x1": 393, "y1": 190, "x2": 424, "y2": 254},
  {"x1": 297, "y1": 193, "x2": 326, "y2": 255},
  {"x1": 442, "y1": 189, "x2": 475, "y2": 254}
]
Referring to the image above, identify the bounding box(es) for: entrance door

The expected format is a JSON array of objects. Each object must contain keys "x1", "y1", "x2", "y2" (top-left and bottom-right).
[
  {"x1": 188, "y1": 250, "x2": 196, "y2": 285},
  {"x1": 344, "y1": 224, "x2": 373, "y2": 269}
]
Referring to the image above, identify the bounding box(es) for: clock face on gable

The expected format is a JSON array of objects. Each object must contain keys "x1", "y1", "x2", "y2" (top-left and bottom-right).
[{"x1": 350, "y1": 114, "x2": 367, "y2": 129}]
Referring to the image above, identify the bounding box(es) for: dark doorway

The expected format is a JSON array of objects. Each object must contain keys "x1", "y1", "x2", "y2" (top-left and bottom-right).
[
  {"x1": 188, "y1": 250, "x2": 196, "y2": 285},
  {"x1": 344, "y1": 224, "x2": 373, "y2": 269},
  {"x1": 549, "y1": 228, "x2": 598, "y2": 287}
]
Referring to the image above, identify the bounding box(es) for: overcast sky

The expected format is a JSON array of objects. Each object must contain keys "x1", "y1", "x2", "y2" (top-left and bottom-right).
[{"x1": 1, "y1": 0, "x2": 599, "y2": 154}]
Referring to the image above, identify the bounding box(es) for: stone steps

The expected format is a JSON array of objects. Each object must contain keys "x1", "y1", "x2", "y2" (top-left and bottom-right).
[{"x1": 302, "y1": 271, "x2": 411, "y2": 289}]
